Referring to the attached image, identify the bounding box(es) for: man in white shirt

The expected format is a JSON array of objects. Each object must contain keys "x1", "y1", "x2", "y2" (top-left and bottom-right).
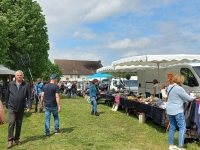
[{"x1": 65, "y1": 81, "x2": 72, "y2": 98}]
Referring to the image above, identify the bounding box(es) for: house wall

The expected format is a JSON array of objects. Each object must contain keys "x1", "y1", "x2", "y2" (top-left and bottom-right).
[{"x1": 60, "y1": 74, "x2": 89, "y2": 82}]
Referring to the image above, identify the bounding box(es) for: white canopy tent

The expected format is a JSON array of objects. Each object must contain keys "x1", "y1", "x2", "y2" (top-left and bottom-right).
[
  {"x1": 112, "y1": 54, "x2": 200, "y2": 67},
  {"x1": 0, "y1": 65, "x2": 15, "y2": 75},
  {"x1": 111, "y1": 54, "x2": 200, "y2": 99}
]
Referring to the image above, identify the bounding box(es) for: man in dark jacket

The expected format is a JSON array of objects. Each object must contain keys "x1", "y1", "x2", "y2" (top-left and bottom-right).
[{"x1": 5, "y1": 70, "x2": 31, "y2": 149}]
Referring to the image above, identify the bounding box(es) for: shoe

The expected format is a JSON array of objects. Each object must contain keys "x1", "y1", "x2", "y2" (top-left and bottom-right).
[
  {"x1": 46, "y1": 134, "x2": 50, "y2": 138},
  {"x1": 95, "y1": 111, "x2": 99, "y2": 116},
  {"x1": 55, "y1": 130, "x2": 63, "y2": 134},
  {"x1": 169, "y1": 145, "x2": 178, "y2": 150},
  {"x1": 177, "y1": 148, "x2": 186, "y2": 150},
  {"x1": 7, "y1": 141, "x2": 13, "y2": 149},
  {"x1": 14, "y1": 140, "x2": 21, "y2": 146},
  {"x1": 91, "y1": 111, "x2": 94, "y2": 115}
]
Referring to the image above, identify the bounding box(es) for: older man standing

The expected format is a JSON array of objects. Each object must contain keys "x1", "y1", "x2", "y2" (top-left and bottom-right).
[
  {"x1": 5, "y1": 70, "x2": 31, "y2": 149},
  {"x1": 40, "y1": 74, "x2": 62, "y2": 137}
]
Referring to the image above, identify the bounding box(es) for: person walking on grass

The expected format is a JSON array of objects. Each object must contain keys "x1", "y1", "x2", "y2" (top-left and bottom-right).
[
  {"x1": 89, "y1": 79, "x2": 99, "y2": 116},
  {"x1": 166, "y1": 74, "x2": 196, "y2": 150},
  {"x1": 71, "y1": 81, "x2": 77, "y2": 99},
  {"x1": 5, "y1": 70, "x2": 31, "y2": 149},
  {"x1": 40, "y1": 74, "x2": 62, "y2": 137},
  {"x1": 34, "y1": 78, "x2": 44, "y2": 113}
]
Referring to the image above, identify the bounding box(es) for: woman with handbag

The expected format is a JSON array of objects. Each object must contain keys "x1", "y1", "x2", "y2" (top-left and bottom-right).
[
  {"x1": 166, "y1": 74, "x2": 196, "y2": 150},
  {"x1": 89, "y1": 79, "x2": 99, "y2": 116}
]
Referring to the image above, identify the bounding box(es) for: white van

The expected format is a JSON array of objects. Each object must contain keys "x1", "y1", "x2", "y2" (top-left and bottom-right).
[
  {"x1": 109, "y1": 78, "x2": 124, "y2": 91},
  {"x1": 137, "y1": 63, "x2": 200, "y2": 94}
]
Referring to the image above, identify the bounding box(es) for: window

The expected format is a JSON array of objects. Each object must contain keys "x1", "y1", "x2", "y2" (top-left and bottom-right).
[
  {"x1": 180, "y1": 68, "x2": 198, "y2": 86},
  {"x1": 193, "y1": 66, "x2": 200, "y2": 78},
  {"x1": 70, "y1": 75, "x2": 73, "y2": 78},
  {"x1": 77, "y1": 75, "x2": 80, "y2": 78},
  {"x1": 66, "y1": 78, "x2": 69, "y2": 80}
]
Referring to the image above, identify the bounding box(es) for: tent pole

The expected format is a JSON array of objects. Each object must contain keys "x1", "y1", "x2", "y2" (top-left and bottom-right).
[{"x1": 157, "y1": 63, "x2": 161, "y2": 100}]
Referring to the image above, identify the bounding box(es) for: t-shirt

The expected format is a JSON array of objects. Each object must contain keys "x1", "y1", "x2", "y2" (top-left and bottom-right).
[
  {"x1": 43, "y1": 83, "x2": 59, "y2": 107},
  {"x1": 153, "y1": 83, "x2": 161, "y2": 94}
]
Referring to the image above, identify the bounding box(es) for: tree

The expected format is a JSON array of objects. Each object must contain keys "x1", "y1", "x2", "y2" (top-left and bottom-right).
[
  {"x1": 41, "y1": 59, "x2": 62, "y2": 82},
  {"x1": 0, "y1": 0, "x2": 49, "y2": 81},
  {"x1": 0, "y1": 16, "x2": 9, "y2": 64}
]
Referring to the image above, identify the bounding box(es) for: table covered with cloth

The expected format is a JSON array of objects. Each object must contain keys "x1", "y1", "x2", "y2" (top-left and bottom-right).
[{"x1": 120, "y1": 98, "x2": 166, "y2": 126}]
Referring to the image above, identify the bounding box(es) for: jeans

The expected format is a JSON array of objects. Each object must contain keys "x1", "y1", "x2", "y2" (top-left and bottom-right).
[
  {"x1": 8, "y1": 109, "x2": 24, "y2": 141},
  {"x1": 44, "y1": 106, "x2": 60, "y2": 135},
  {"x1": 168, "y1": 113, "x2": 186, "y2": 147},
  {"x1": 91, "y1": 97, "x2": 97, "y2": 112},
  {"x1": 35, "y1": 95, "x2": 42, "y2": 112},
  {"x1": 66, "y1": 89, "x2": 71, "y2": 98},
  {"x1": 72, "y1": 92, "x2": 76, "y2": 98}
]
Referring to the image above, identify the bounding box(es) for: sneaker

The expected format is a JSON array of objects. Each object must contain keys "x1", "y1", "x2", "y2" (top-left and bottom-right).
[
  {"x1": 7, "y1": 141, "x2": 13, "y2": 149},
  {"x1": 55, "y1": 130, "x2": 63, "y2": 134},
  {"x1": 169, "y1": 145, "x2": 178, "y2": 150},
  {"x1": 177, "y1": 148, "x2": 186, "y2": 150},
  {"x1": 46, "y1": 134, "x2": 50, "y2": 138}
]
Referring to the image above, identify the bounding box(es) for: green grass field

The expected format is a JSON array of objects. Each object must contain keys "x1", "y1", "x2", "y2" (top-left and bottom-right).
[{"x1": 0, "y1": 96, "x2": 199, "y2": 150}]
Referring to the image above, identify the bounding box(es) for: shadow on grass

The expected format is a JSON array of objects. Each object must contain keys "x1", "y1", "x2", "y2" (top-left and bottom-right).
[
  {"x1": 98, "y1": 111, "x2": 106, "y2": 114},
  {"x1": 62, "y1": 126, "x2": 76, "y2": 133},
  {"x1": 22, "y1": 127, "x2": 76, "y2": 144}
]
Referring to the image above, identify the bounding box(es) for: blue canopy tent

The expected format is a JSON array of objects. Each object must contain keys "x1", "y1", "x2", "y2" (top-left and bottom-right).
[{"x1": 87, "y1": 72, "x2": 112, "y2": 80}]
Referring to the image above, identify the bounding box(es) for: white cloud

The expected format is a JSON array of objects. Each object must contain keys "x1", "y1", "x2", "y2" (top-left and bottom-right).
[
  {"x1": 35, "y1": 0, "x2": 176, "y2": 36},
  {"x1": 156, "y1": 21, "x2": 177, "y2": 33},
  {"x1": 73, "y1": 28, "x2": 96, "y2": 40},
  {"x1": 108, "y1": 37, "x2": 153, "y2": 50}
]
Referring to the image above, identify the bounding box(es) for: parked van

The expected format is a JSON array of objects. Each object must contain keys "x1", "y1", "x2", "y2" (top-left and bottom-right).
[
  {"x1": 109, "y1": 78, "x2": 125, "y2": 91},
  {"x1": 123, "y1": 76, "x2": 138, "y2": 94},
  {"x1": 137, "y1": 63, "x2": 200, "y2": 95}
]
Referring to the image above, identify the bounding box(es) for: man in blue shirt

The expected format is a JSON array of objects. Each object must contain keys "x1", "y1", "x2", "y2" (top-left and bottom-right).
[{"x1": 34, "y1": 78, "x2": 44, "y2": 113}]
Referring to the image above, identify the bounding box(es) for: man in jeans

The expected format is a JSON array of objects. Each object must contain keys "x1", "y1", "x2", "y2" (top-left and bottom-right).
[
  {"x1": 40, "y1": 74, "x2": 62, "y2": 137},
  {"x1": 5, "y1": 70, "x2": 31, "y2": 149},
  {"x1": 34, "y1": 78, "x2": 44, "y2": 113}
]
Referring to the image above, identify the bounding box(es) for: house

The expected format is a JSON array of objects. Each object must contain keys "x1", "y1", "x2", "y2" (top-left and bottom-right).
[{"x1": 54, "y1": 59, "x2": 103, "y2": 81}]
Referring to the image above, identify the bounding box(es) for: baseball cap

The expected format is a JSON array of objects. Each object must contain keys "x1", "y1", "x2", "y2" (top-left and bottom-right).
[{"x1": 51, "y1": 74, "x2": 57, "y2": 79}]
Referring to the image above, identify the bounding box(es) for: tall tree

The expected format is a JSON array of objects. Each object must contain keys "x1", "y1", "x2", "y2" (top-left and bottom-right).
[
  {"x1": 0, "y1": 16, "x2": 9, "y2": 64},
  {"x1": 41, "y1": 59, "x2": 63, "y2": 82},
  {"x1": 0, "y1": 0, "x2": 49, "y2": 80}
]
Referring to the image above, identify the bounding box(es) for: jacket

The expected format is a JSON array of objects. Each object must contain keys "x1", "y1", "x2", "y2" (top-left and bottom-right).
[
  {"x1": 5, "y1": 81, "x2": 31, "y2": 112},
  {"x1": 89, "y1": 84, "x2": 97, "y2": 99}
]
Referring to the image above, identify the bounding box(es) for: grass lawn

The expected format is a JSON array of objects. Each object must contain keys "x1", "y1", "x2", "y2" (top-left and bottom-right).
[{"x1": 0, "y1": 96, "x2": 199, "y2": 150}]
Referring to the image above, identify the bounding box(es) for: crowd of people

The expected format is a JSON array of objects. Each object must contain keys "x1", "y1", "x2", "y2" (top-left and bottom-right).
[
  {"x1": 3, "y1": 70, "x2": 102, "y2": 149},
  {"x1": 2, "y1": 70, "x2": 198, "y2": 150}
]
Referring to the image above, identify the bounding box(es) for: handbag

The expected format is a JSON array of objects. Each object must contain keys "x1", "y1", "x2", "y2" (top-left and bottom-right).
[{"x1": 0, "y1": 100, "x2": 5, "y2": 125}]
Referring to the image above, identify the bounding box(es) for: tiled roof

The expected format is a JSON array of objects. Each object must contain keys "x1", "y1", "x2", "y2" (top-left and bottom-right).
[{"x1": 54, "y1": 59, "x2": 103, "y2": 75}]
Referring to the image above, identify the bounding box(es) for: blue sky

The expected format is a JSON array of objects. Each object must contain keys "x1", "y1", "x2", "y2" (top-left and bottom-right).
[{"x1": 35, "y1": 0, "x2": 200, "y2": 66}]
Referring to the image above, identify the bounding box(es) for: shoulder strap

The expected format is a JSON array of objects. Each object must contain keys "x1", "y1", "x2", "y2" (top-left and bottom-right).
[{"x1": 167, "y1": 86, "x2": 175, "y2": 97}]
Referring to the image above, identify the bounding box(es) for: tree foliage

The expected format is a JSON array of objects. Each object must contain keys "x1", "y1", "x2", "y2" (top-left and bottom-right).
[
  {"x1": 0, "y1": 0, "x2": 50, "y2": 80},
  {"x1": 41, "y1": 59, "x2": 62, "y2": 82},
  {"x1": 0, "y1": 16, "x2": 9, "y2": 64}
]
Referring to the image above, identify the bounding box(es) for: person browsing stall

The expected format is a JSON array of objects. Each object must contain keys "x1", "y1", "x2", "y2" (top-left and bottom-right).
[
  {"x1": 166, "y1": 74, "x2": 196, "y2": 150},
  {"x1": 89, "y1": 79, "x2": 100, "y2": 116},
  {"x1": 153, "y1": 79, "x2": 162, "y2": 99}
]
